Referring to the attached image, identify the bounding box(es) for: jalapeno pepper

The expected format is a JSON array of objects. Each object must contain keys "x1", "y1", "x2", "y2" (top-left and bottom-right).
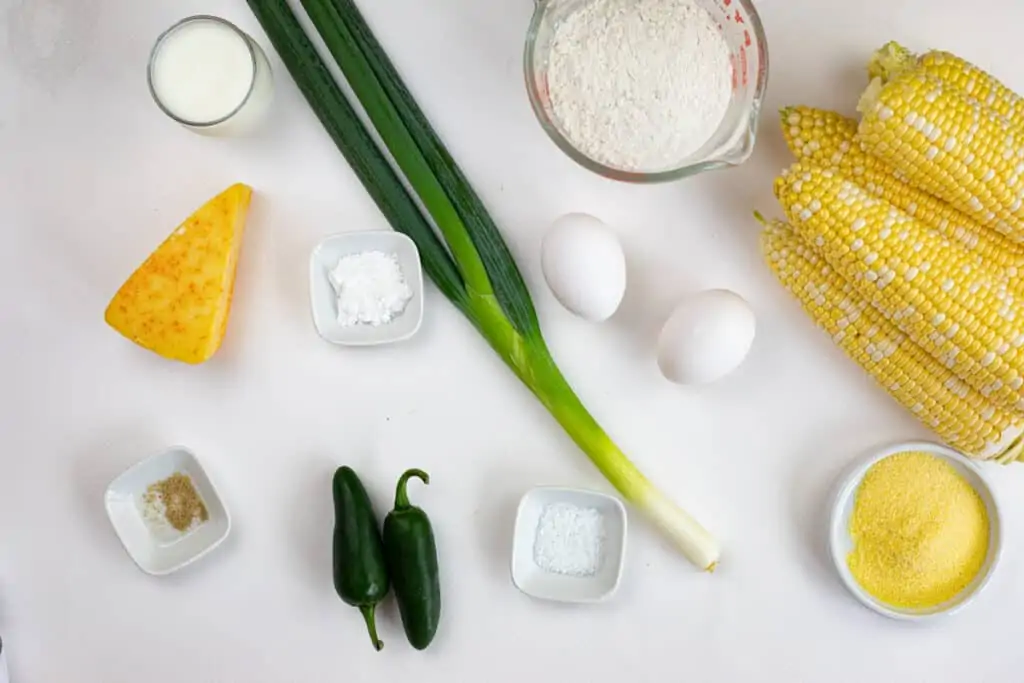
[
  {"x1": 383, "y1": 469, "x2": 441, "y2": 650},
  {"x1": 332, "y1": 466, "x2": 389, "y2": 651}
]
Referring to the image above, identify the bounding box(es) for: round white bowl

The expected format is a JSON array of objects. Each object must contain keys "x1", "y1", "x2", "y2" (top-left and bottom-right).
[{"x1": 829, "y1": 440, "x2": 1002, "y2": 620}]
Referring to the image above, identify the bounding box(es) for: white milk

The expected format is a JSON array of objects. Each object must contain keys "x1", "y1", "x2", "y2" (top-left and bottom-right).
[{"x1": 149, "y1": 16, "x2": 273, "y2": 136}]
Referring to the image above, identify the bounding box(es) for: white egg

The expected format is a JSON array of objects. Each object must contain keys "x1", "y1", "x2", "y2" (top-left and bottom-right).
[
  {"x1": 541, "y1": 213, "x2": 626, "y2": 322},
  {"x1": 657, "y1": 289, "x2": 756, "y2": 385}
]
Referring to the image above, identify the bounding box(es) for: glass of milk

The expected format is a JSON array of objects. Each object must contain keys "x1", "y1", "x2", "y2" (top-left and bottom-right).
[{"x1": 148, "y1": 15, "x2": 274, "y2": 136}]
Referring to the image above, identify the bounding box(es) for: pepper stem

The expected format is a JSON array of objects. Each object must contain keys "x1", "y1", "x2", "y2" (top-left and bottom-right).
[
  {"x1": 394, "y1": 468, "x2": 430, "y2": 509},
  {"x1": 359, "y1": 604, "x2": 383, "y2": 651}
]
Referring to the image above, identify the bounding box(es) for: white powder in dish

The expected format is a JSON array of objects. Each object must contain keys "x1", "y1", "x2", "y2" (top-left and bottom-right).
[
  {"x1": 329, "y1": 251, "x2": 413, "y2": 326},
  {"x1": 546, "y1": 0, "x2": 733, "y2": 172},
  {"x1": 533, "y1": 502, "x2": 606, "y2": 577}
]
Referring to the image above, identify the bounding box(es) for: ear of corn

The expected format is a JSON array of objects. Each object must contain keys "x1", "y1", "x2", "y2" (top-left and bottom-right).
[
  {"x1": 782, "y1": 106, "x2": 1024, "y2": 273},
  {"x1": 762, "y1": 219, "x2": 1024, "y2": 461},
  {"x1": 868, "y1": 42, "x2": 1024, "y2": 123},
  {"x1": 775, "y1": 162, "x2": 1024, "y2": 412},
  {"x1": 858, "y1": 69, "x2": 1024, "y2": 242},
  {"x1": 766, "y1": 43, "x2": 1024, "y2": 462}
]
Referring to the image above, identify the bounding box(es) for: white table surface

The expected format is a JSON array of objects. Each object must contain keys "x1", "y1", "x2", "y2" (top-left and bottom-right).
[{"x1": 3, "y1": 0, "x2": 1024, "y2": 680}]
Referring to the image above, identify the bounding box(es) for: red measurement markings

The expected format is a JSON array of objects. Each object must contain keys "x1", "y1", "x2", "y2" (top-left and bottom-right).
[{"x1": 538, "y1": 74, "x2": 551, "y2": 109}]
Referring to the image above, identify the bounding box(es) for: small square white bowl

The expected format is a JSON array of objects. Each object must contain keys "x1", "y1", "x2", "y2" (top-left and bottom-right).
[
  {"x1": 829, "y1": 440, "x2": 1002, "y2": 620},
  {"x1": 511, "y1": 486, "x2": 627, "y2": 603},
  {"x1": 104, "y1": 446, "x2": 231, "y2": 576},
  {"x1": 309, "y1": 231, "x2": 424, "y2": 346}
]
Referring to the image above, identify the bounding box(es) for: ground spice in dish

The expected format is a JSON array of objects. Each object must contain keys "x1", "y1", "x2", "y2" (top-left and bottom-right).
[
  {"x1": 143, "y1": 472, "x2": 209, "y2": 532},
  {"x1": 847, "y1": 451, "x2": 989, "y2": 609}
]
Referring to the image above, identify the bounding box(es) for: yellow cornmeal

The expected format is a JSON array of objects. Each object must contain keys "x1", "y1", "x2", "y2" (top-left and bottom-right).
[{"x1": 847, "y1": 451, "x2": 989, "y2": 609}]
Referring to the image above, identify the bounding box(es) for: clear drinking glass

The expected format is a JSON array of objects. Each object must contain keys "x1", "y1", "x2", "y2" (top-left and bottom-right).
[
  {"x1": 524, "y1": 0, "x2": 769, "y2": 183},
  {"x1": 147, "y1": 15, "x2": 274, "y2": 136}
]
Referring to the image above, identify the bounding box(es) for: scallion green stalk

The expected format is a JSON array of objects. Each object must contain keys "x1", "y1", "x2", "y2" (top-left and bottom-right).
[{"x1": 247, "y1": 0, "x2": 720, "y2": 570}]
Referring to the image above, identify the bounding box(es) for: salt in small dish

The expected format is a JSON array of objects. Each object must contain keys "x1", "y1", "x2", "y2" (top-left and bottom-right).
[
  {"x1": 829, "y1": 440, "x2": 1002, "y2": 620},
  {"x1": 309, "y1": 231, "x2": 424, "y2": 346},
  {"x1": 511, "y1": 486, "x2": 627, "y2": 603},
  {"x1": 104, "y1": 446, "x2": 231, "y2": 576}
]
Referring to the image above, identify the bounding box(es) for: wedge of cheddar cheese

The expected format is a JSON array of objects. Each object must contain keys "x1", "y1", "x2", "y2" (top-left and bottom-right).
[{"x1": 105, "y1": 183, "x2": 252, "y2": 364}]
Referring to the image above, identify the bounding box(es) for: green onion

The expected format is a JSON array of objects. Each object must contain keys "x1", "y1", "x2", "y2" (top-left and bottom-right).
[{"x1": 247, "y1": 0, "x2": 720, "y2": 570}]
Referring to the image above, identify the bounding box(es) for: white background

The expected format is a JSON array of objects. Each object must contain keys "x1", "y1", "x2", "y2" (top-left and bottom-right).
[{"x1": 2, "y1": 0, "x2": 1024, "y2": 681}]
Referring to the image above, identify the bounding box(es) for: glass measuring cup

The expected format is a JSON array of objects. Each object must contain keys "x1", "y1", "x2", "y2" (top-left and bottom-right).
[{"x1": 524, "y1": 0, "x2": 769, "y2": 183}]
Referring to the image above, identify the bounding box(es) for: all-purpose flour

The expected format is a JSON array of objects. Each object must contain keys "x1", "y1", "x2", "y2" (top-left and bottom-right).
[{"x1": 546, "y1": 0, "x2": 733, "y2": 172}]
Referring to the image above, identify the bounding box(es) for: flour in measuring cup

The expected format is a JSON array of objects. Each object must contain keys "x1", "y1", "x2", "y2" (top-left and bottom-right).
[{"x1": 546, "y1": 0, "x2": 733, "y2": 172}]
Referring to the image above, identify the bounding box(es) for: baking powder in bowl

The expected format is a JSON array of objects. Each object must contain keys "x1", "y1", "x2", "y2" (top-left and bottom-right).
[
  {"x1": 328, "y1": 251, "x2": 413, "y2": 326},
  {"x1": 546, "y1": 0, "x2": 732, "y2": 172}
]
